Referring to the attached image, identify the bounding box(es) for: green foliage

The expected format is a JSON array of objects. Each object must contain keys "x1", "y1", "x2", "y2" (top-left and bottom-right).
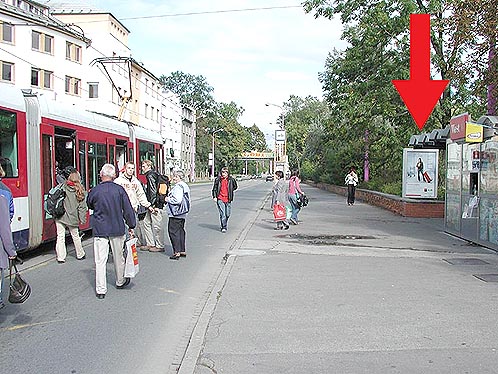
[
  {"x1": 159, "y1": 71, "x2": 216, "y2": 117},
  {"x1": 292, "y1": 0, "x2": 495, "y2": 195}
]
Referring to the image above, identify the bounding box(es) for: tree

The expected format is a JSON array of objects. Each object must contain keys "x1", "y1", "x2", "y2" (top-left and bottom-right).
[
  {"x1": 299, "y1": 0, "x2": 496, "y2": 193},
  {"x1": 159, "y1": 71, "x2": 216, "y2": 116},
  {"x1": 245, "y1": 124, "x2": 267, "y2": 151}
]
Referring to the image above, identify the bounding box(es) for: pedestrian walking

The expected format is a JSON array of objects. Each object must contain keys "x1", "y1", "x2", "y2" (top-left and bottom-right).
[
  {"x1": 0, "y1": 194, "x2": 17, "y2": 310},
  {"x1": 54, "y1": 170, "x2": 88, "y2": 263},
  {"x1": 288, "y1": 169, "x2": 305, "y2": 225},
  {"x1": 0, "y1": 164, "x2": 13, "y2": 221},
  {"x1": 114, "y1": 162, "x2": 154, "y2": 245},
  {"x1": 211, "y1": 167, "x2": 238, "y2": 233},
  {"x1": 86, "y1": 164, "x2": 136, "y2": 299},
  {"x1": 345, "y1": 166, "x2": 359, "y2": 206},
  {"x1": 166, "y1": 170, "x2": 191, "y2": 260},
  {"x1": 272, "y1": 170, "x2": 290, "y2": 230},
  {"x1": 141, "y1": 160, "x2": 165, "y2": 252}
]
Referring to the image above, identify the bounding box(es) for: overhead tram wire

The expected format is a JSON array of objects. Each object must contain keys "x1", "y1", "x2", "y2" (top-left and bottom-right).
[{"x1": 62, "y1": 5, "x2": 303, "y2": 24}]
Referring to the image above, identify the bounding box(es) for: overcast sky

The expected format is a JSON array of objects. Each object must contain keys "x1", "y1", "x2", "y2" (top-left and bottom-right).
[{"x1": 85, "y1": 0, "x2": 345, "y2": 141}]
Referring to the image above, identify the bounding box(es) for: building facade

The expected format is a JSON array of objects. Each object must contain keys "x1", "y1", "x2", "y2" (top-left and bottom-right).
[{"x1": 1, "y1": 0, "x2": 194, "y2": 175}]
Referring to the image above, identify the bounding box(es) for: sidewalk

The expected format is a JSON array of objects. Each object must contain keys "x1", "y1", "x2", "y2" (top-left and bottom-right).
[{"x1": 182, "y1": 184, "x2": 498, "y2": 374}]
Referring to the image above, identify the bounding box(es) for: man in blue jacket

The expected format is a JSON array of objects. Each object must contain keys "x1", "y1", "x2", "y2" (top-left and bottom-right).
[{"x1": 87, "y1": 164, "x2": 136, "y2": 299}]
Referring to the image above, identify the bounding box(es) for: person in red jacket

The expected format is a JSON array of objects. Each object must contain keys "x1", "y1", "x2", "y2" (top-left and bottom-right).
[{"x1": 211, "y1": 167, "x2": 238, "y2": 233}]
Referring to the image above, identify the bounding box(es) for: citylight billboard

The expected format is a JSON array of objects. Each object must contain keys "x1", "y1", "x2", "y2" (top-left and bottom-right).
[{"x1": 402, "y1": 148, "x2": 439, "y2": 199}]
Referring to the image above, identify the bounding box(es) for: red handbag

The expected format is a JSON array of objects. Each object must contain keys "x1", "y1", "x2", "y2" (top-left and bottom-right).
[{"x1": 273, "y1": 204, "x2": 286, "y2": 221}]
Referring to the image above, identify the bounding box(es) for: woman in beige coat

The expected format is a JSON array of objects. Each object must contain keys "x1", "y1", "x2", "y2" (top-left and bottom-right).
[{"x1": 55, "y1": 170, "x2": 88, "y2": 263}]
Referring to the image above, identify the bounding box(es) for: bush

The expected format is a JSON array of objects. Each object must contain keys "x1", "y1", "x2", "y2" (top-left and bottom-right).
[{"x1": 380, "y1": 181, "x2": 402, "y2": 196}]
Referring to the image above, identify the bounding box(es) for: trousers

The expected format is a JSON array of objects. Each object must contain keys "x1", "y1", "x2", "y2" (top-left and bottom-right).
[
  {"x1": 168, "y1": 217, "x2": 186, "y2": 254},
  {"x1": 216, "y1": 199, "x2": 231, "y2": 230},
  {"x1": 55, "y1": 220, "x2": 85, "y2": 261},
  {"x1": 93, "y1": 235, "x2": 126, "y2": 295}
]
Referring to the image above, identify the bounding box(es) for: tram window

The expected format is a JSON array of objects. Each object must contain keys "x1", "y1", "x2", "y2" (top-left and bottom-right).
[
  {"x1": 138, "y1": 141, "x2": 155, "y2": 174},
  {"x1": 0, "y1": 109, "x2": 18, "y2": 177},
  {"x1": 79, "y1": 140, "x2": 87, "y2": 189},
  {"x1": 87, "y1": 142, "x2": 108, "y2": 188},
  {"x1": 109, "y1": 145, "x2": 115, "y2": 167},
  {"x1": 42, "y1": 134, "x2": 52, "y2": 193}
]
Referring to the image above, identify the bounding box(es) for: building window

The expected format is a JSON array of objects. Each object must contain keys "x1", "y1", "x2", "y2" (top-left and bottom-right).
[
  {"x1": 44, "y1": 34, "x2": 53, "y2": 53},
  {"x1": 145, "y1": 104, "x2": 148, "y2": 119},
  {"x1": 88, "y1": 83, "x2": 98, "y2": 98},
  {"x1": 1, "y1": 22, "x2": 13, "y2": 43},
  {"x1": 32, "y1": 31, "x2": 53, "y2": 54},
  {"x1": 31, "y1": 68, "x2": 52, "y2": 88},
  {"x1": 66, "y1": 41, "x2": 82, "y2": 63},
  {"x1": 65, "y1": 75, "x2": 81, "y2": 95},
  {"x1": 0, "y1": 61, "x2": 13, "y2": 82},
  {"x1": 145, "y1": 78, "x2": 149, "y2": 93}
]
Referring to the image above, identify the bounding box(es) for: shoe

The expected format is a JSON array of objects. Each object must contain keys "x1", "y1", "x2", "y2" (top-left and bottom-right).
[
  {"x1": 283, "y1": 224, "x2": 290, "y2": 230},
  {"x1": 221, "y1": 228, "x2": 227, "y2": 233},
  {"x1": 57, "y1": 259, "x2": 65, "y2": 264},
  {"x1": 138, "y1": 245, "x2": 149, "y2": 251},
  {"x1": 149, "y1": 247, "x2": 165, "y2": 252},
  {"x1": 274, "y1": 227, "x2": 283, "y2": 230},
  {"x1": 96, "y1": 293, "x2": 105, "y2": 299},
  {"x1": 116, "y1": 278, "x2": 131, "y2": 289},
  {"x1": 179, "y1": 252, "x2": 187, "y2": 257},
  {"x1": 0, "y1": 301, "x2": 5, "y2": 309},
  {"x1": 170, "y1": 254, "x2": 180, "y2": 260},
  {"x1": 77, "y1": 255, "x2": 86, "y2": 260},
  {"x1": 289, "y1": 218, "x2": 298, "y2": 225}
]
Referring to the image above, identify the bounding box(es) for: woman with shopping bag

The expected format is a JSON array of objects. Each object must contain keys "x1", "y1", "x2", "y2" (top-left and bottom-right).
[{"x1": 271, "y1": 171, "x2": 290, "y2": 230}]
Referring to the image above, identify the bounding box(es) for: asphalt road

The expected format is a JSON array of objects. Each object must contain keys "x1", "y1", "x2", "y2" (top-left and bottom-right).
[{"x1": 0, "y1": 179, "x2": 271, "y2": 374}]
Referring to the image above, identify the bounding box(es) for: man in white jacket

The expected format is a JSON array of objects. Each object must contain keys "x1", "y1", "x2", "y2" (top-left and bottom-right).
[{"x1": 114, "y1": 162, "x2": 155, "y2": 248}]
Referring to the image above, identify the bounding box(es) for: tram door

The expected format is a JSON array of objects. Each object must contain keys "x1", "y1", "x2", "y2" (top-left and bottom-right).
[
  {"x1": 116, "y1": 139, "x2": 128, "y2": 171},
  {"x1": 40, "y1": 124, "x2": 56, "y2": 240}
]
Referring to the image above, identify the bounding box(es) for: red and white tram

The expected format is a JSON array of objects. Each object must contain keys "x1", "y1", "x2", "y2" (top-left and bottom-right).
[{"x1": 0, "y1": 85, "x2": 163, "y2": 252}]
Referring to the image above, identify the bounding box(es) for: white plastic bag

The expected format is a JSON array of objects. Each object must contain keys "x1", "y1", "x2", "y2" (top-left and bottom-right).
[{"x1": 124, "y1": 238, "x2": 139, "y2": 278}]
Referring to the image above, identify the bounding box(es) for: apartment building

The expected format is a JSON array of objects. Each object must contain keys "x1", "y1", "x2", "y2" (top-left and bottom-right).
[
  {"x1": 0, "y1": 0, "x2": 192, "y2": 175},
  {"x1": 0, "y1": 0, "x2": 90, "y2": 101}
]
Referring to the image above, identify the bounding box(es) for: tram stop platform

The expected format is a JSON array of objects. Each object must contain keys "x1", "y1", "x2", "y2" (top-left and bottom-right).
[{"x1": 180, "y1": 183, "x2": 498, "y2": 374}]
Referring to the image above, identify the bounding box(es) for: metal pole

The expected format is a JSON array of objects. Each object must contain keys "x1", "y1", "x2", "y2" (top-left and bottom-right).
[{"x1": 211, "y1": 133, "x2": 215, "y2": 180}]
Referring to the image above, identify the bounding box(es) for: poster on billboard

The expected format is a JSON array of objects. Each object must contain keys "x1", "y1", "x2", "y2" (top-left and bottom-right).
[{"x1": 402, "y1": 148, "x2": 439, "y2": 198}]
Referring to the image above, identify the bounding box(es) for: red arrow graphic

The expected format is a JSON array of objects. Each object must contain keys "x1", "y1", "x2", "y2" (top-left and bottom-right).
[{"x1": 392, "y1": 14, "x2": 449, "y2": 130}]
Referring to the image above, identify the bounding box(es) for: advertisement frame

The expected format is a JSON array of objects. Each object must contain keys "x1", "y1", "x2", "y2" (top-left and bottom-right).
[{"x1": 402, "y1": 148, "x2": 439, "y2": 199}]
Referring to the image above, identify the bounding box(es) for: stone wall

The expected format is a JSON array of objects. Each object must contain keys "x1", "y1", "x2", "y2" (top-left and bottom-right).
[{"x1": 308, "y1": 181, "x2": 445, "y2": 218}]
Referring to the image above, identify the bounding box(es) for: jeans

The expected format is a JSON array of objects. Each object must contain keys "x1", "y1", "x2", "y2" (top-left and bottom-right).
[
  {"x1": 216, "y1": 200, "x2": 231, "y2": 230},
  {"x1": 288, "y1": 194, "x2": 301, "y2": 221}
]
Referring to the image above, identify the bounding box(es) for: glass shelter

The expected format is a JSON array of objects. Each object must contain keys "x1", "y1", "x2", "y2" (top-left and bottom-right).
[{"x1": 444, "y1": 114, "x2": 498, "y2": 250}]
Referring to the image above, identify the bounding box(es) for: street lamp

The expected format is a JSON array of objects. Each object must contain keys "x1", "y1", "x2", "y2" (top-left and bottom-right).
[
  {"x1": 206, "y1": 127, "x2": 223, "y2": 180},
  {"x1": 265, "y1": 103, "x2": 286, "y2": 175},
  {"x1": 265, "y1": 103, "x2": 285, "y2": 129}
]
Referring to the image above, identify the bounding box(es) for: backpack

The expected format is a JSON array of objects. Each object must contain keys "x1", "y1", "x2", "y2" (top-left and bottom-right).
[
  {"x1": 168, "y1": 185, "x2": 190, "y2": 216},
  {"x1": 156, "y1": 174, "x2": 170, "y2": 205},
  {"x1": 44, "y1": 184, "x2": 66, "y2": 219}
]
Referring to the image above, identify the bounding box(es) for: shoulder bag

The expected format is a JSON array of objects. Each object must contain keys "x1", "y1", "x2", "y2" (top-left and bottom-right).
[{"x1": 9, "y1": 260, "x2": 31, "y2": 304}]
